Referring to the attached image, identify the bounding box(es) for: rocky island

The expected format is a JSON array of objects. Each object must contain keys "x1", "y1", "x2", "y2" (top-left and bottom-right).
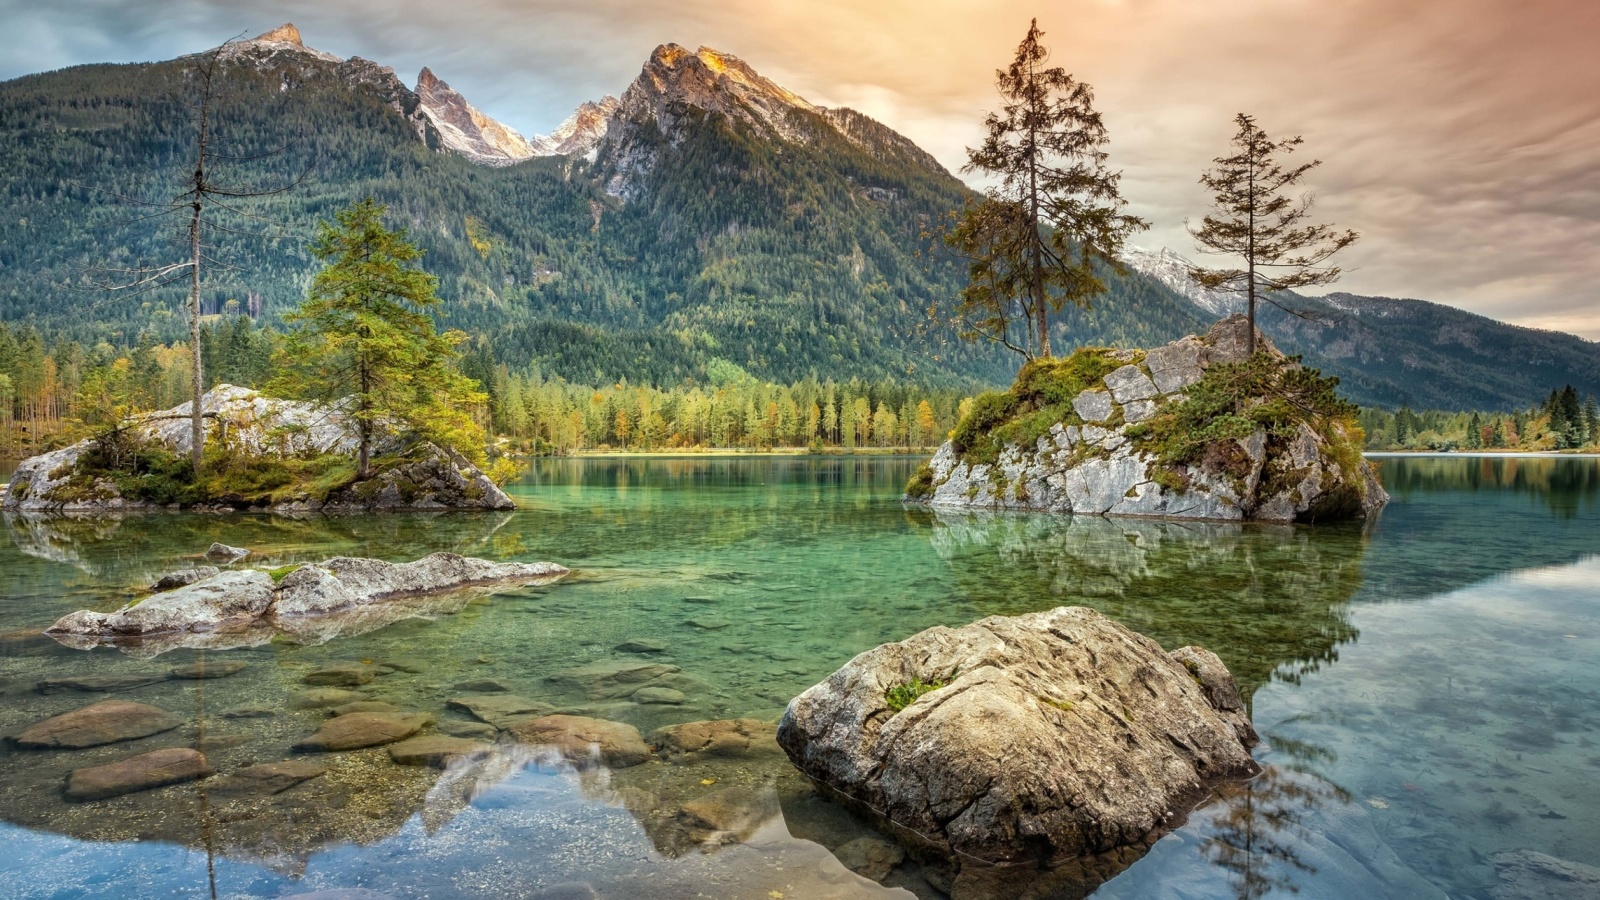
[
  {"x1": 1, "y1": 385, "x2": 515, "y2": 513},
  {"x1": 906, "y1": 316, "x2": 1389, "y2": 523}
]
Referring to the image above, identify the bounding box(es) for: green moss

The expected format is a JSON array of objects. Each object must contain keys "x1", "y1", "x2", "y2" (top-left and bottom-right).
[
  {"x1": 1044, "y1": 698, "x2": 1075, "y2": 712},
  {"x1": 267, "y1": 565, "x2": 300, "y2": 583},
  {"x1": 904, "y1": 462, "x2": 936, "y2": 499},
  {"x1": 886, "y1": 677, "x2": 948, "y2": 713},
  {"x1": 947, "y1": 348, "x2": 1126, "y2": 467}
]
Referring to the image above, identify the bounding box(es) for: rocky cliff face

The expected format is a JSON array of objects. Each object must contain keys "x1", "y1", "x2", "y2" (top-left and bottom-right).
[
  {"x1": 534, "y1": 96, "x2": 619, "y2": 157},
  {"x1": 909, "y1": 317, "x2": 1388, "y2": 524},
  {"x1": 414, "y1": 67, "x2": 538, "y2": 166}
]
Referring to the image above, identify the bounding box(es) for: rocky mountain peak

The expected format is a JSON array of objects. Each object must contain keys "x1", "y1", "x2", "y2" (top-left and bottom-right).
[
  {"x1": 413, "y1": 67, "x2": 537, "y2": 166},
  {"x1": 1122, "y1": 246, "x2": 1244, "y2": 317},
  {"x1": 622, "y1": 43, "x2": 818, "y2": 139},
  {"x1": 533, "y1": 95, "x2": 620, "y2": 157},
  {"x1": 253, "y1": 23, "x2": 304, "y2": 46}
]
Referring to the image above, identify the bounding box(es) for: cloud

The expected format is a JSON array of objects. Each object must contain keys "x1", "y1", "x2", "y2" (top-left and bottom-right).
[{"x1": 3, "y1": 0, "x2": 1597, "y2": 338}]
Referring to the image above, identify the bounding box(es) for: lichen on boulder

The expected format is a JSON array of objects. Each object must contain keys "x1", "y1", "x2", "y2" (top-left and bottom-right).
[
  {"x1": 907, "y1": 316, "x2": 1387, "y2": 523},
  {"x1": 777, "y1": 607, "x2": 1260, "y2": 883}
]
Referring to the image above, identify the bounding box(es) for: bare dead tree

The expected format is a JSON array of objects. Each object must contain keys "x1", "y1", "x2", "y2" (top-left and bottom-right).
[{"x1": 83, "y1": 36, "x2": 308, "y2": 475}]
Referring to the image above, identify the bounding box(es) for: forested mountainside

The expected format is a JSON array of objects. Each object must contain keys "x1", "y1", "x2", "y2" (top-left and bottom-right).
[
  {"x1": 1, "y1": 26, "x2": 1594, "y2": 408},
  {"x1": 1124, "y1": 248, "x2": 1600, "y2": 410}
]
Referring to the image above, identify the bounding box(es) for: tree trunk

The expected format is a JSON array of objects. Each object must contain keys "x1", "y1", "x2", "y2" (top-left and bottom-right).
[
  {"x1": 188, "y1": 193, "x2": 204, "y2": 474},
  {"x1": 358, "y1": 362, "x2": 371, "y2": 480},
  {"x1": 1245, "y1": 142, "x2": 1257, "y2": 356}
]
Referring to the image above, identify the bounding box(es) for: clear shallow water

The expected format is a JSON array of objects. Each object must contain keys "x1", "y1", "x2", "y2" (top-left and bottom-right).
[{"x1": 0, "y1": 455, "x2": 1596, "y2": 899}]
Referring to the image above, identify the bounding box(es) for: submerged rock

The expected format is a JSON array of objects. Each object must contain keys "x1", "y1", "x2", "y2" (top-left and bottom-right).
[
  {"x1": 778, "y1": 607, "x2": 1259, "y2": 871},
  {"x1": 649, "y1": 719, "x2": 780, "y2": 760},
  {"x1": 168, "y1": 660, "x2": 246, "y2": 680},
  {"x1": 44, "y1": 552, "x2": 568, "y2": 653},
  {"x1": 212, "y1": 760, "x2": 327, "y2": 796},
  {"x1": 446, "y1": 694, "x2": 556, "y2": 729},
  {"x1": 506, "y1": 714, "x2": 651, "y2": 768},
  {"x1": 64, "y1": 747, "x2": 214, "y2": 801},
  {"x1": 13, "y1": 700, "x2": 184, "y2": 749},
  {"x1": 36, "y1": 673, "x2": 170, "y2": 694},
  {"x1": 387, "y1": 735, "x2": 492, "y2": 767},
  {"x1": 1493, "y1": 850, "x2": 1600, "y2": 900},
  {"x1": 293, "y1": 712, "x2": 431, "y2": 752},
  {"x1": 910, "y1": 316, "x2": 1388, "y2": 523}
]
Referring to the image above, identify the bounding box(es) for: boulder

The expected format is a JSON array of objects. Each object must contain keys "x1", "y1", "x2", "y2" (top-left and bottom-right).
[
  {"x1": 386, "y1": 735, "x2": 492, "y2": 767},
  {"x1": 446, "y1": 694, "x2": 556, "y2": 729},
  {"x1": 44, "y1": 552, "x2": 569, "y2": 650},
  {"x1": 48, "y1": 570, "x2": 275, "y2": 638},
  {"x1": 292, "y1": 712, "x2": 430, "y2": 752},
  {"x1": 14, "y1": 700, "x2": 185, "y2": 749},
  {"x1": 1493, "y1": 850, "x2": 1600, "y2": 900},
  {"x1": 649, "y1": 719, "x2": 780, "y2": 760},
  {"x1": 546, "y1": 659, "x2": 682, "y2": 700},
  {"x1": 212, "y1": 760, "x2": 326, "y2": 796},
  {"x1": 204, "y1": 542, "x2": 251, "y2": 564},
  {"x1": 152, "y1": 566, "x2": 220, "y2": 591},
  {"x1": 912, "y1": 316, "x2": 1388, "y2": 524},
  {"x1": 303, "y1": 663, "x2": 377, "y2": 687},
  {"x1": 506, "y1": 715, "x2": 651, "y2": 768},
  {"x1": 64, "y1": 748, "x2": 214, "y2": 801},
  {"x1": 168, "y1": 660, "x2": 246, "y2": 679},
  {"x1": 615, "y1": 638, "x2": 667, "y2": 654},
  {"x1": 631, "y1": 686, "x2": 685, "y2": 705},
  {"x1": 292, "y1": 688, "x2": 368, "y2": 709},
  {"x1": 36, "y1": 673, "x2": 170, "y2": 694},
  {"x1": 833, "y1": 836, "x2": 906, "y2": 881},
  {"x1": 778, "y1": 607, "x2": 1259, "y2": 869}
]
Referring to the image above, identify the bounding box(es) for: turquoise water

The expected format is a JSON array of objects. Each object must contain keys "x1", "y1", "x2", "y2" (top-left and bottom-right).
[{"x1": 0, "y1": 455, "x2": 1597, "y2": 898}]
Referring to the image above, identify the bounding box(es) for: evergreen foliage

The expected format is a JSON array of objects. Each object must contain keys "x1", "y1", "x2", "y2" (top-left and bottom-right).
[{"x1": 269, "y1": 198, "x2": 486, "y2": 475}]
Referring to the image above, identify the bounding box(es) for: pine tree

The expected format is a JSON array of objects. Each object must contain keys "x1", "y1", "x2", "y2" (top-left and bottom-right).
[
  {"x1": 1187, "y1": 114, "x2": 1359, "y2": 354},
  {"x1": 270, "y1": 199, "x2": 487, "y2": 478},
  {"x1": 947, "y1": 19, "x2": 1146, "y2": 359}
]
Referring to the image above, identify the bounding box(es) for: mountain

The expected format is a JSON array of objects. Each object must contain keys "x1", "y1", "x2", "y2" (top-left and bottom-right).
[
  {"x1": 0, "y1": 26, "x2": 1594, "y2": 407},
  {"x1": 1120, "y1": 247, "x2": 1600, "y2": 409}
]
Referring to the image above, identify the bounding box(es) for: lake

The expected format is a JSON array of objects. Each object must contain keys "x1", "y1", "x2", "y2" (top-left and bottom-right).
[{"x1": 1, "y1": 455, "x2": 1597, "y2": 899}]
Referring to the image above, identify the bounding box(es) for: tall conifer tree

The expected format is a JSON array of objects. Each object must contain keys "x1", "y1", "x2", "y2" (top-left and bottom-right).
[{"x1": 1188, "y1": 114, "x2": 1359, "y2": 354}]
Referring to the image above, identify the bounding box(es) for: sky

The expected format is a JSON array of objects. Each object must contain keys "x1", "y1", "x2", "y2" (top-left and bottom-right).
[{"x1": 4, "y1": 0, "x2": 1598, "y2": 339}]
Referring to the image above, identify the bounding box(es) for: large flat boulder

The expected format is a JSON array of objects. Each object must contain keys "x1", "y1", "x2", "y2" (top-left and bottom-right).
[
  {"x1": 778, "y1": 607, "x2": 1259, "y2": 871},
  {"x1": 292, "y1": 712, "x2": 431, "y2": 752},
  {"x1": 64, "y1": 747, "x2": 214, "y2": 801},
  {"x1": 14, "y1": 700, "x2": 184, "y2": 749},
  {"x1": 274, "y1": 553, "x2": 568, "y2": 617},
  {"x1": 47, "y1": 570, "x2": 275, "y2": 638}
]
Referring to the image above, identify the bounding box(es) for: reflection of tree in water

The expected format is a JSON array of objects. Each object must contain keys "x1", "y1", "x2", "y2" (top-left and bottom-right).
[
  {"x1": 1378, "y1": 456, "x2": 1600, "y2": 518},
  {"x1": 923, "y1": 509, "x2": 1368, "y2": 697},
  {"x1": 1201, "y1": 736, "x2": 1350, "y2": 900}
]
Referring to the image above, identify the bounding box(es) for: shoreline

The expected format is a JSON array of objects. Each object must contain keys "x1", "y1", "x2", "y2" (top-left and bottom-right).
[{"x1": 1365, "y1": 451, "x2": 1600, "y2": 459}]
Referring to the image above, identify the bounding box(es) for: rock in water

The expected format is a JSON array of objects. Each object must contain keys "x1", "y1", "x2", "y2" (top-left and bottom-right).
[
  {"x1": 506, "y1": 715, "x2": 651, "y2": 768},
  {"x1": 14, "y1": 700, "x2": 185, "y2": 749},
  {"x1": 49, "y1": 570, "x2": 276, "y2": 638},
  {"x1": 909, "y1": 316, "x2": 1388, "y2": 523},
  {"x1": 273, "y1": 553, "x2": 568, "y2": 617},
  {"x1": 152, "y1": 567, "x2": 221, "y2": 591},
  {"x1": 386, "y1": 735, "x2": 491, "y2": 767},
  {"x1": 64, "y1": 748, "x2": 214, "y2": 801},
  {"x1": 1492, "y1": 850, "x2": 1600, "y2": 900},
  {"x1": 204, "y1": 543, "x2": 251, "y2": 564},
  {"x1": 777, "y1": 607, "x2": 1259, "y2": 870},
  {"x1": 292, "y1": 712, "x2": 431, "y2": 751}
]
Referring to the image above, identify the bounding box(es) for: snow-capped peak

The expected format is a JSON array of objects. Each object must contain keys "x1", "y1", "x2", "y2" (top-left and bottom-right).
[
  {"x1": 414, "y1": 67, "x2": 538, "y2": 166},
  {"x1": 1121, "y1": 246, "x2": 1243, "y2": 316}
]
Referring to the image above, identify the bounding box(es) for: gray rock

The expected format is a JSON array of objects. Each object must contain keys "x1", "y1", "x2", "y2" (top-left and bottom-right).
[
  {"x1": 203, "y1": 542, "x2": 251, "y2": 564},
  {"x1": 168, "y1": 660, "x2": 246, "y2": 679},
  {"x1": 547, "y1": 660, "x2": 682, "y2": 700},
  {"x1": 292, "y1": 712, "x2": 431, "y2": 752},
  {"x1": 649, "y1": 719, "x2": 781, "y2": 760},
  {"x1": 446, "y1": 694, "x2": 556, "y2": 729},
  {"x1": 631, "y1": 686, "x2": 686, "y2": 705},
  {"x1": 48, "y1": 570, "x2": 275, "y2": 639},
  {"x1": 387, "y1": 735, "x2": 492, "y2": 767},
  {"x1": 778, "y1": 607, "x2": 1259, "y2": 868},
  {"x1": 1122, "y1": 398, "x2": 1158, "y2": 424},
  {"x1": 274, "y1": 553, "x2": 567, "y2": 617},
  {"x1": 64, "y1": 747, "x2": 214, "y2": 801},
  {"x1": 615, "y1": 638, "x2": 667, "y2": 653},
  {"x1": 152, "y1": 566, "x2": 220, "y2": 591},
  {"x1": 1493, "y1": 849, "x2": 1600, "y2": 900},
  {"x1": 37, "y1": 674, "x2": 170, "y2": 694},
  {"x1": 303, "y1": 663, "x2": 376, "y2": 687},
  {"x1": 221, "y1": 705, "x2": 276, "y2": 719},
  {"x1": 452, "y1": 678, "x2": 509, "y2": 692},
  {"x1": 1071, "y1": 389, "x2": 1114, "y2": 423},
  {"x1": 214, "y1": 759, "x2": 326, "y2": 795},
  {"x1": 1104, "y1": 365, "x2": 1158, "y2": 404},
  {"x1": 506, "y1": 714, "x2": 651, "y2": 768},
  {"x1": 14, "y1": 700, "x2": 184, "y2": 749},
  {"x1": 833, "y1": 836, "x2": 905, "y2": 881},
  {"x1": 1145, "y1": 339, "x2": 1205, "y2": 394}
]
